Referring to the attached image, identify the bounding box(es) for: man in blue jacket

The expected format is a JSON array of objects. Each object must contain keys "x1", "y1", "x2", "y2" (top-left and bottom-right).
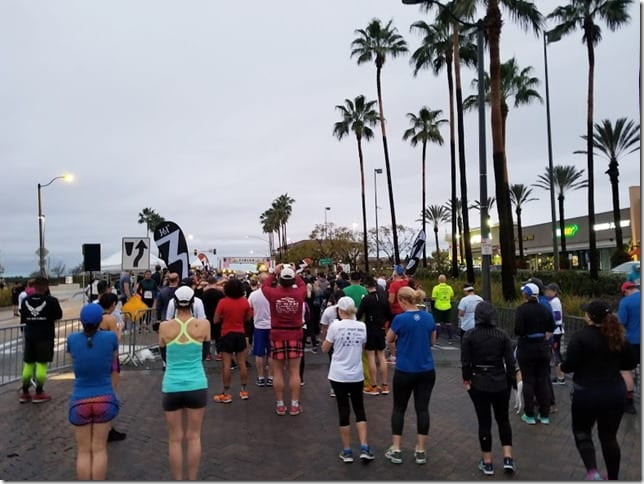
[{"x1": 618, "y1": 281, "x2": 640, "y2": 414}]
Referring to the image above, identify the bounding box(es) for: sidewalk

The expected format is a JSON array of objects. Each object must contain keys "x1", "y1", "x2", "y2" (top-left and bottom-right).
[{"x1": 0, "y1": 335, "x2": 641, "y2": 480}]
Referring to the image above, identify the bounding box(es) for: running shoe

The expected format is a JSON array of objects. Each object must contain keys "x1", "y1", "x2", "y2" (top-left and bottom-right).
[
  {"x1": 213, "y1": 393, "x2": 233, "y2": 404},
  {"x1": 330, "y1": 388, "x2": 336, "y2": 397},
  {"x1": 414, "y1": 449, "x2": 427, "y2": 465},
  {"x1": 300, "y1": 380, "x2": 305, "y2": 386},
  {"x1": 107, "y1": 428, "x2": 127, "y2": 442},
  {"x1": 553, "y1": 377, "x2": 566, "y2": 385},
  {"x1": 289, "y1": 403, "x2": 302, "y2": 416},
  {"x1": 32, "y1": 392, "x2": 51, "y2": 404},
  {"x1": 384, "y1": 447, "x2": 402, "y2": 464},
  {"x1": 363, "y1": 385, "x2": 380, "y2": 396},
  {"x1": 360, "y1": 446, "x2": 375, "y2": 461},
  {"x1": 205, "y1": 354, "x2": 212, "y2": 361},
  {"x1": 586, "y1": 469, "x2": 603, "y2": 480},
  {"x1": 215, "y1": 354, "x2": 223, "y2": 361},
  {"x1": 256, "y1": 377, "x2": 266, "y2": 387},
  {"x1": 537, "y1": 415, "x2": 550, "y2": 425},
  {"x1": 230, "y1": 362, "x2": 238, "y2": 371},
  {"x1": 239, "y1": 390, "x2": 249, "y2": 400},
  {"x1": 266, "y1": 377, "x2": 274, "y2": 387},
  {"x1": 520, "y1": 414, "x2": 536, "y2": 425},
  {"x1": 380, "y1": 384, "x2": 390, "y2": 395},
  {"x1": 339, "y1": 449, "x2": 354, "y2": 463},
  {"x1": 478, "y1": 460, "x2": 494, "y2": 476},
  {"x1": 19, "y1": 392, "x2": 31, "y2": 404},
  {"x1": 275, "y1": 403, "x2": 287, "y2": 416},
  {"x1": 503, "y1": 457, "x2": 515, "y2": 473}
]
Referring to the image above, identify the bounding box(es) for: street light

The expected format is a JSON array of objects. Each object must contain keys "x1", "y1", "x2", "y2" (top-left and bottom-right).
[
  {"x1": 246, "y1": 234, "x2": 270, "y2": 259},
  {"x1": 324, "y1": 206, "x2": 331, "y2": 239},
  {"x1": 374, "y1": 168, "x2": 383, "y2": 265},
  {"x1": 37, "y1": 174, "x2": 74, "y2": 276},
  {"x1": 402, "y1": 0, "x2": 490, "y2": 300},
  {"x1": 544, "y1": 29, "x2": 561, "y2": 271}
]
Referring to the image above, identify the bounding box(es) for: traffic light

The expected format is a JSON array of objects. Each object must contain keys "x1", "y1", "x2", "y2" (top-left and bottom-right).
[{"x1": 193, "y1": 249, "x2": 197, "y2": 256}]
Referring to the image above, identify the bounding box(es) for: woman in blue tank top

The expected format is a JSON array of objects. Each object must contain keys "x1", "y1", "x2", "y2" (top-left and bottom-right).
[{"x1": 158, "y1": 286, "x2": 211, "y2": 480}]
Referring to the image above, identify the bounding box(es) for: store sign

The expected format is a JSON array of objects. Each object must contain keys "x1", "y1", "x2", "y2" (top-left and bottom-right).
[{"x1": 556, "y1": 224, "x2": 579, "y2": 238}]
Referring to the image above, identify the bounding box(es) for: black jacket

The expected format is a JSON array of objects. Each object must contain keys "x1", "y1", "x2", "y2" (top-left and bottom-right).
[
  {"x1": 514, "y1": 299, "x2": 555, "y2": 345},
  {"x1": 356, "y1": 288, "x2": 391, "y2": 329},
  {"x1": 20, "y1": 293, "x2": 63, "y2": 341},
  {"x1": 461, "y1": 302, "x2": 516, "y2": 392}
]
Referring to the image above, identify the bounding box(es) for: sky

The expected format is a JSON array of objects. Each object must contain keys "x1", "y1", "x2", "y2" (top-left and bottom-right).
[{"x1": 0, "y1": 0, "x2": 640, "y2": 277}]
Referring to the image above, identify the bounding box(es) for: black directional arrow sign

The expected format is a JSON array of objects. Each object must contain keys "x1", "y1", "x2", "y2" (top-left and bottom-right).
[{"x1": 122, "y1": 237, "x2": 151, "y2": 271}]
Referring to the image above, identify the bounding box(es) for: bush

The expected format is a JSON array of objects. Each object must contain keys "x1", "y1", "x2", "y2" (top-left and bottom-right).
[{"x1": 610, "y1": 248, "x2": 632, "y2": 268}]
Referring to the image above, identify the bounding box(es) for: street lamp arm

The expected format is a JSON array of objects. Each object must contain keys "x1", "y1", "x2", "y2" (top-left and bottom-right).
[{"x1": 39, "y1": 174, "x2": 73, "y2": 189}]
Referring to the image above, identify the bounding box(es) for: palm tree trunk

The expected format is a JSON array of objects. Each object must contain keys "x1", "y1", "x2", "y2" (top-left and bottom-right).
[
  {"x1": 558, "y1": 194, "x2": 568, "y2": 268},
  {"x1": 585, "y1": 30, "x2": 598, "y2": 278},
  {"x1": 486, "y1": 1, "x2": 516, "y2": 301},
  {"x1": 434, "y1": 226, "x2": 440, "y2": 260},
  {"x1": 516, "y1": 208, "x2": 524, "y2": 259},
  {"x1": 452, "y1": 21, "x2": 475, "y2": 284},
  {"x1": 607, "y1": 161, "x2": 624, "y2": 251},
  {"x1": 421, "y1": 141, "x2": 428, "y2": 268},
  {"x1": 458, "y1": 217, "x2": 464, "y2": 264},
  {"x1": 447, "y1": 55, "x2": 458, "y2": 278},
  {"x1": 357, "y1": 135, "x2": 370, "y2": 273},
  {"x1": 376, "y1": 66, "x2": 400, "y2": 265}
]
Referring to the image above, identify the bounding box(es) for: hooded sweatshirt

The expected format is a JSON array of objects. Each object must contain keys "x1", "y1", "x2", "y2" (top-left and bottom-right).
[{"x1": 461, "y1": 302, "x2": 516, "y2": 392}]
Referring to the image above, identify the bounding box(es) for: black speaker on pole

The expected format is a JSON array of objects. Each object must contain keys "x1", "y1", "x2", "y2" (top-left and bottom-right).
[{"x1": 82, "y1": 244, "x2": 101, "y2": 272}]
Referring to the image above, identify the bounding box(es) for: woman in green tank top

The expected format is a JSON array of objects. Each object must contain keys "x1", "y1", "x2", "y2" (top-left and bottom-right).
[{"x1": 158, "y1": 286, "x2": 211, "y2": 480}]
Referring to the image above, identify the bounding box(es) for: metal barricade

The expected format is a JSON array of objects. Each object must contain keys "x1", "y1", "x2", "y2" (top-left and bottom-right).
[{"x1": 119, "y1": 308, "x2": 161, "y2": 367}]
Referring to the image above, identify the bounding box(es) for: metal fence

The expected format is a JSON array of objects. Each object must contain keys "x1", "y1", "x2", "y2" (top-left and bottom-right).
[{"x1": 0, "y1": 308, "x2": 161, "y2": 387}]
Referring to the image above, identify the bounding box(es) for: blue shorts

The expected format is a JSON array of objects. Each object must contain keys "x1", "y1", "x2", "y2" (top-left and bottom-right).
[
  {"x1": 252, "y1": 328, "x2": 271, "y2": 357},
  {"x1": 69, "y1": 394, "x2": 119, "y2": 426}
]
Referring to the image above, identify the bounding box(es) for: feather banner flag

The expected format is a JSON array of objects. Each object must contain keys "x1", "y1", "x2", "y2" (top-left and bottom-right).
[
  {"x1": 153, "y1": 221, "x2": 190, "y2": 280},
  {"x1": 404, "y1": 229, "x2": 426, "y2": 276}
]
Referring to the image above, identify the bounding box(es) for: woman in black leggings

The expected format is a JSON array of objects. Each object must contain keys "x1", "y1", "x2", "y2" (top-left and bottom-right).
[
  {"x1": 461, "y1": 302, "x2": 516, "y2": 476},
  {"x1": 560, "y1": 299, "x2": 637, "y2": 480}
]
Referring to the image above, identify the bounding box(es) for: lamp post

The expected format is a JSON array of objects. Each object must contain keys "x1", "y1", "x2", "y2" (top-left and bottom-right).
[
  {"x1": 373, "y1": 168, "x2": 382, "y2": 267},
  {"x1": 37, "y1": 174, "x2": 73, "y2": 276},
  {"x1": 324, "y1": 206, "x2": 331, "y2": 239},
  {"x1": 402, "y1": 0, "x2": 489, "y2": 300},
  {"x1": 544, "y1": 29, "x2": 560, "y2": 271}
]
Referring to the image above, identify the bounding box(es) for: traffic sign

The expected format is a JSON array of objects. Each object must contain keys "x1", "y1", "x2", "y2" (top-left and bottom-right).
[
  {"x1": 320, "y1": 258, "x2": 333, "y2": 265},
  {"x1": 122, "y1": 237, "x2": 151, "y2": 271}
]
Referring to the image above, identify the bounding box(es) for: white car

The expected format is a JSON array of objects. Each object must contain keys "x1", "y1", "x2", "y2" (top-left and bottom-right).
[{"x1": 610, "y1": 261, "x2": 640, "y2": 274}]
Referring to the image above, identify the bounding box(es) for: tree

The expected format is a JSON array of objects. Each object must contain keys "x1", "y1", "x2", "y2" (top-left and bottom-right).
[
  {"x1": 403, "y1": 107, "x2": 447, "y2": 268},
  {"x1": 333, "y1": 95, "x2": 380, "y2": 273},
  {"x1": 49, "y1": 261, "x2": 66, "y2": 279},
  {"x1": 409, "y1": 17, "x2": 477, "y2": 278},
  {"x1": 509, "y1": 184, "x2": 538, "y2": 261},
  {"x1": 575, "y1": 117, "x2": 640, "y2": 254},
  {"x1": 271, "y1": 194, "x2": 295, "y2": 259},
  {"x1": 548, "y1": 0, "x2": 633, "y2": 278},
  {"x1": 423, "y1": 204, "x2": 451, "y2": 259},
  {"x1": 470, "y1": 197, "x2": 496, "y2": 243},
  {"x1": 445, "y1": 197, "x2": 464, "y2": 266},
  {"x1": 463, "y1": 56, "x2": 543, "y2": 145},
  {"x1": 351, "y1": 18, "x2": 408, "y2": 265},
  {"x1": 137, "y1": 207, "x2": 166, "y2": 238},
  {"x1": 534, "y1": 165, "x2": 587, "y2": 268},
  {"x1": 260, "y1": 208, "x2": 280, "y2": 257}
]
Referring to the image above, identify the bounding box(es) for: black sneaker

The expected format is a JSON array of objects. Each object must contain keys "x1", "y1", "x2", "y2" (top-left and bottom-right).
[
  {"x1": 107, "y1": 428, "x2": 127, "y2": 442},
  {"x1": 360, "y1": 446, "x2": 375, "y2": 461},
  {"x1": 339, "y1": 449, "x2": 354, "y2": 463},
  {"x1": 503, "y1": 457, "x2": 515, "y2": 473},
  {"x1": 478, "y1": 459, "x2": 494, "y2": 476}
]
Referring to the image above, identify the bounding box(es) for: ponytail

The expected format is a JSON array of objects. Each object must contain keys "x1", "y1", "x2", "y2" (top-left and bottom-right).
[
  {"x1": 83, "y1": 324, "x2": 100, "y2": 348},
  {"x1": 599, "y1": 313, "x2": 626, "y2": 352}
]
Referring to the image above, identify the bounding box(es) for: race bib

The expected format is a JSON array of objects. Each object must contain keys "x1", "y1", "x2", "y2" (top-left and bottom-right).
[{"x1": 144, "y1": 290, "x2": 153, "y2": 299}]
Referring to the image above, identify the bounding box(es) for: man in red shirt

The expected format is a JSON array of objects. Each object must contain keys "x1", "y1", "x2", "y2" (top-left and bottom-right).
[
  {"x1": 387, "y1": 265, "x2": 408, "y2": 364},
  {"x1": 262, "y1": 264, "x2": 307, "y2": 416}
]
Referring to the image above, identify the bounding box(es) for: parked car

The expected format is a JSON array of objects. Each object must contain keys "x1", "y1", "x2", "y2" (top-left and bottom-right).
[{"x1": 610, "y1": 261, "x2": 640, "y2": 274}]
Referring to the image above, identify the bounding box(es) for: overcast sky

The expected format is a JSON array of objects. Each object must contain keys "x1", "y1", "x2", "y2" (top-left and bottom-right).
[{"x1": 0, "y1": 0, "x2": 640, "y2": 277}]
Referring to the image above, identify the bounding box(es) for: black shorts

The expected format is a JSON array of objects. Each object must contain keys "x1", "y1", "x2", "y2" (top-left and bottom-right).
[
  {"x1": 632, "y1": 344, "x2": 640, "y2": 365},
  {"x1": 24, "y1": 339, "x2": 54, "y2": 363},
  {"x1": 219, "y1": 332, "x2": 247, "y2": 354},
  {"x1": 244, "y1": 320, "x2": 254, "y2": 342},
  {"x1": 365, "y1": 328, "x2": 386, "y2": 351},
  {"x1": 162, "y1": 388, "x2": 208, "y2": 412}
]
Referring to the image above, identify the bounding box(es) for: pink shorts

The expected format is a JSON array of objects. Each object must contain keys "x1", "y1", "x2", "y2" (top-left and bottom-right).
[
  {"x1": 69, "y1": 394, "x2": 119, "y2": 426},
  {"x1": 270, "y1": 339, "x2": 303, "y2": 360}
]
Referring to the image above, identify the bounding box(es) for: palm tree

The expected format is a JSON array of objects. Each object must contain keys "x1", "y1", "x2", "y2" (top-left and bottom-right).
[
  {"x1": 509, "y1": 184, "x2": 538, "y2": 261},
  {"x1": 409, "y1": 18, "x2": 477, "y2": 278},
  {"x1": 333, "y1": 95, "x2": 380, "y2": 272},
  {"x1": 137, "y1": 207, "x2": 165, "y2": 238},
  {"x1": 548, "y1": 0, "x2": 633, "y2": 278},
  {"x1": 351, "y1": 18, "x2": 408, "y2": 265},
  {"x1": 463, "y1": 56, "x2": 543, "y2": 145},
  {"x1": 424, "y1": 204, "x2": 451, "y2": 259},
  {"x1": 575, "y1": 117, "x2": 640, "y2": 253},
  {"x1": 445, "y1": 197, "x2": 464, "y2": 266},
  {"x1": 271, "y1": 194, "x2": 295, "y2": 258},
  {"x1": 470, "y1": 197, "x2": 496, "y2": 237},
  {"x1": 403, "y1": 107, "x2": 447, "y2": 268},
  {"x1": 534, "y1": 165, "x2": 588, "y2": 268},
  {"x1": 260, "y1": 208, "x2": 279, "y2": 258}
]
